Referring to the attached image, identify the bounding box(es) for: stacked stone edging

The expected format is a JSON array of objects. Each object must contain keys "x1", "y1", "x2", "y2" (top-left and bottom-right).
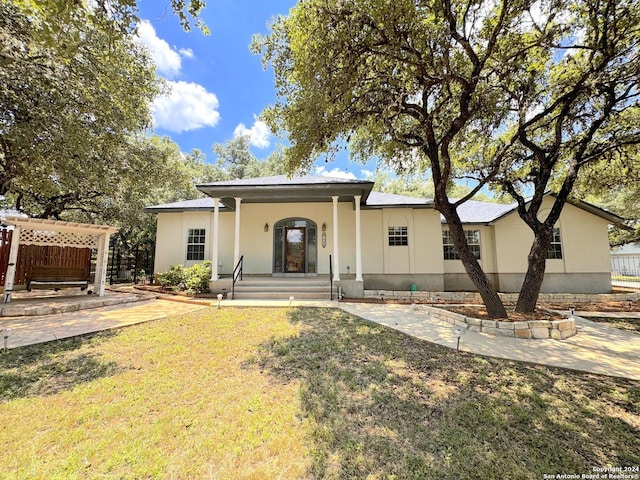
[
  {"x1": 0, "y1": 293, "x2": 155, "y2": 317},
  {"x1": 421, "y1": 305, "x2": 577, "y2": 340},
  {"x1": 364, "y1": 290, "x2": 640, "y2": 304}
]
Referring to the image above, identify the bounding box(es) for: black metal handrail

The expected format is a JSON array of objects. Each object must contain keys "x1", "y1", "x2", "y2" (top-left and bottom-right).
[
  {"x1": 329, "y1": 254, "x2": 333, "y2": 301},
  {"x1": 231, "y1": 255, "x2": 243, "y2": 300}
]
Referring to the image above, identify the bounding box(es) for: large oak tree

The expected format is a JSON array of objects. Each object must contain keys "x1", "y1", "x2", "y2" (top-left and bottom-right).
[
  {"x1": 1, "y1": 2, "x2": 161, "y2": 211},
  {"x1": 254, "y1": 0, "x2": 640, "y2": 317}
]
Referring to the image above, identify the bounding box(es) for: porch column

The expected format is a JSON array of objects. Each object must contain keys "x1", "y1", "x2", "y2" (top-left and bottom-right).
[
  {"x1": 354, "y1": 195, "x2": 363, "y2": 282},
  {"x1": 233, "y1": 197, "x2": 242, "y2": 270},
  {"x1": 332, "y1": 196, "x2": 340, "y2": 281},
  {"x1": 210, "y1": 198, "x2": 220, "y2": 281},
  {"x1": 3, "y1": 226, "x2": 20, "y2": 303},
  {"x1": 94, "y1": 232, "x2": 112, "y2": 297}
]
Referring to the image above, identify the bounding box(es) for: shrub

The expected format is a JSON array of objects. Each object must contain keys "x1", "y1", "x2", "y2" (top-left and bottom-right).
[
  {"x1": 155, "y1": 262, "x2": 212, "y2": 295},
  {"x1": 183, "y1": 261, "x2": 212, "y2": 294},
  {"x1": 156, "y1": 265, "x2": 185, "y2": 291}
]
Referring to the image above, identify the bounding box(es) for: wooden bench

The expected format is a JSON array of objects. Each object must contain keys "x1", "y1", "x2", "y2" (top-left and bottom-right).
[{"x1": 26, "y1": 266, "x2": 90, "y2": 292}]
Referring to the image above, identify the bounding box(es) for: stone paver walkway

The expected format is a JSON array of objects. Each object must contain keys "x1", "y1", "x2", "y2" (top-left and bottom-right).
[
  {"x1": 339, "y1": 303, "x2": 640, "y2": 380},
  {"x1": 0, "y1": 299, "x2": 205, "y2": 349}
]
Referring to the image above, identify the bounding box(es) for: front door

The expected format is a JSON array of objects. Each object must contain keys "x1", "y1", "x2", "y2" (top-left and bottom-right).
[{"x1": 285, "y1": 227, "x2": 306, "y2": 273}]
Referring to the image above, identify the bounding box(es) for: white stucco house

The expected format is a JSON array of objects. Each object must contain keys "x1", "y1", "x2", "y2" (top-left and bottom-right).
[{"x1": 146, "y1": 175, "x2": 621, "y2": 298}]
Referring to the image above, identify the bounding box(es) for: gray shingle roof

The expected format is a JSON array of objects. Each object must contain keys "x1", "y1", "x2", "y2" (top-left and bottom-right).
[
  {"x1": 444, "y1": 200, "x2": 516, "y2": 224},
  {"x1": 366, "y1": 191, "x2": 433, "y2": 207}
]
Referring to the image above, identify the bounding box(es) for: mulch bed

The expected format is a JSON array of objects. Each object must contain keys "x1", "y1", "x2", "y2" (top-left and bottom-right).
[
  {"x1": 343, "y1": 298, "x2": 640, "y2": 321},
  {"x1": 437, "y1": 304, "x2": 562, "y2": 322},
  {"x1": 342, "y1": 298, "x2": 559, "y2": 321}
]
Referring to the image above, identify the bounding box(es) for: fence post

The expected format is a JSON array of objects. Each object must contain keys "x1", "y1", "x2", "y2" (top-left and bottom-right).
[{"x1": 133, "y1": 246, "x2": 139, "y2": 284}]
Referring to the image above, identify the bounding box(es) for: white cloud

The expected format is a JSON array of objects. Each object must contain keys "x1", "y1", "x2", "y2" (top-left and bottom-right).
[
  {"x1": 135, "y1": 21, "x2": 194, "y2": 77},
  {"x1": 179, "y1": 48, "x2": 195, "y2": 59},
  {"x1": 152, "y1": 81, "x2": 220, "y2": 133},
  {"x1": 314, "y1": 166, "x2": 357, "y2": 180},
  {"x1": 135, "y1": 20, "x2": 182, "y2": 77},
  {"x1": 233, "y1": 118, "x2": 271, "y2": 149}
]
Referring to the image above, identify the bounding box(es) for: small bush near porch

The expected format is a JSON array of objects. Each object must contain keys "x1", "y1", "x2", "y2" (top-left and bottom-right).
[
  {"x1": 0, "y1": 308, "x2": 638, "y2": 478},
  {"x1": 155, "y1": 261, "x2": 212, "y2": 294}
]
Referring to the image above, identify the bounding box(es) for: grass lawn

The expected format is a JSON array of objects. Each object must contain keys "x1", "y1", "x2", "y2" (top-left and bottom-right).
[{"x1": 0, "y1": 307, "x2": 638, "y2": 479}]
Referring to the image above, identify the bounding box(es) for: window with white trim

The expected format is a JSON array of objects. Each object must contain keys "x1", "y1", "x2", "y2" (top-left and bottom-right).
[
  {"x1": 186, "y1": 228, "x2": 206, "y2": 260},
  {"x1": 442, "y1": 229, "x2": 481, "y2": 260},
  {"x1": 388, "y1": 226, "x2": 408, "y2": 246},
  {"x1": 546, "y1": 227, "x2": 563, "y2": 259}
]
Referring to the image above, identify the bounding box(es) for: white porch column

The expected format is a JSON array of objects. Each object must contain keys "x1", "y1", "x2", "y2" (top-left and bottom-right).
[
  {"x1": 94, "y1": 232, "x2": 111, "y2": 297},
  {"x1": 3, "y1": 226, "x2": 20, "y2": 303},
  {"x1": 210, "y1": 198, "x2": 220, "y2": 281},
  {"x1": 332, "y1": 195, "x2": 340, "y2": 281},
  {"x1": 233, "y1": 197, "x2": 242, "y2": 270},
  {"x1": 354, "y1": 194, "x2": 363, "y2": 281}
]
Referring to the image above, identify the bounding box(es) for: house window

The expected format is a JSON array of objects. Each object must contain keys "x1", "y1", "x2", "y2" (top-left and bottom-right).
[
  {"x1": 443, "y1": 229, "x2": 481, "y2": 260},
  {"x1": 388, "y1": 226, "x2": 408, "y2": 246},
  {"x1": 187, "y1": 228, "x2": 206, "y2": 260},
  {"x1": 546, "y1": 228, "x2": 563, "y2": 259}
]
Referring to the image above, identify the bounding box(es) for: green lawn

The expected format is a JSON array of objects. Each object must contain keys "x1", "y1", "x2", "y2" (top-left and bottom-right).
[{"x1": 0, "y1": 307, "x2": 638, "y2": 479}]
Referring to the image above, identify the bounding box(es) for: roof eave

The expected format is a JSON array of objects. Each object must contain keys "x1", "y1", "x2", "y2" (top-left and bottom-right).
[{"x1": 197, "y1": 182, "x2": 375, "y2": 207}]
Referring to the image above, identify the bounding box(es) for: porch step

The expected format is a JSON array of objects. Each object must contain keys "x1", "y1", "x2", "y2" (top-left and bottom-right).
[{"x1": 231, "y1": 276, "x2": 335, "y2": 300}]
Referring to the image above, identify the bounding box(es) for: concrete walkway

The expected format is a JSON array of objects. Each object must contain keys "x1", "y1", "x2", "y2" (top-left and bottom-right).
[
  {"x1": 1, "y1": 295, "x2": 638, "y2": 381},
  {"x1": 339, "y1": 303, "x2": 640, "y2": 380}
]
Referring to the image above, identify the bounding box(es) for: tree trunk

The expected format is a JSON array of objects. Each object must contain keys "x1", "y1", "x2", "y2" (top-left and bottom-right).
[
  {"x1": 515, "y1": 232, "x2": 552, "y2": 313},
  {"x1": 440, "y1": 204, "x2": 508, "y2": 319}
]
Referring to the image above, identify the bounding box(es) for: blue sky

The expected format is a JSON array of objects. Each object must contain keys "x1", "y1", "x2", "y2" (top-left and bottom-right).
[{"x1": 135, "y1": 0, "x2": 375, "y2": 180}]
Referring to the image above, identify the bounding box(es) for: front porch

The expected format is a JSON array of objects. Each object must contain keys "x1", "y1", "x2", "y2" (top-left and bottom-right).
[{"x1": 196, "y1": 176, "x2": 371, "y2": 284}]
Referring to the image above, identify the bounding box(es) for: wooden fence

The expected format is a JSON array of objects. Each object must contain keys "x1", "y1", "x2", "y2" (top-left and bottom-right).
[{"x1": 0, "y1": 228, "x2": 91, "y2": 286}]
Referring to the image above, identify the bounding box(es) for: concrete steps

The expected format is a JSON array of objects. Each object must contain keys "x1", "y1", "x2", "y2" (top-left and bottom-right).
[{"x1": 232, "y1": 276, "x2": 335, "y2": 300}]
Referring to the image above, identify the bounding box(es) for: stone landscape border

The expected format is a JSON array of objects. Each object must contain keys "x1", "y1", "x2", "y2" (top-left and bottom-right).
[
  {"x1": 421, "y1": 305, "x2": 577, "y2": 340},
  {"x1": 363, "y1": 289, "x2": 640, "y2": 340}
]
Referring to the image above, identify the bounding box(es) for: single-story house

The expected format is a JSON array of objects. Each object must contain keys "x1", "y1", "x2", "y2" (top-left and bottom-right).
[{"x1": 146, "y1": 175, "x2": 622, "y2": 297}]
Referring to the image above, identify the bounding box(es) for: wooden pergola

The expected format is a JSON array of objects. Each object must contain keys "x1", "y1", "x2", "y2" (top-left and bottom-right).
[{"x1": 1, "y1": 216, "x2": 118, "y2": 303}]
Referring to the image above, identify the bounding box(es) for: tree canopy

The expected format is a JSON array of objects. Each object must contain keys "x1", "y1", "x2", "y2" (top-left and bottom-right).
[
  {"x1": 1, "y1": 2, "x2": 161, "y2": 210},
  {"x1": 254, "y1": 0, "x2": 640, "y2": 317},
  {"x1": 211, "y1": 136, "x2": 288, "y2": 180}
]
